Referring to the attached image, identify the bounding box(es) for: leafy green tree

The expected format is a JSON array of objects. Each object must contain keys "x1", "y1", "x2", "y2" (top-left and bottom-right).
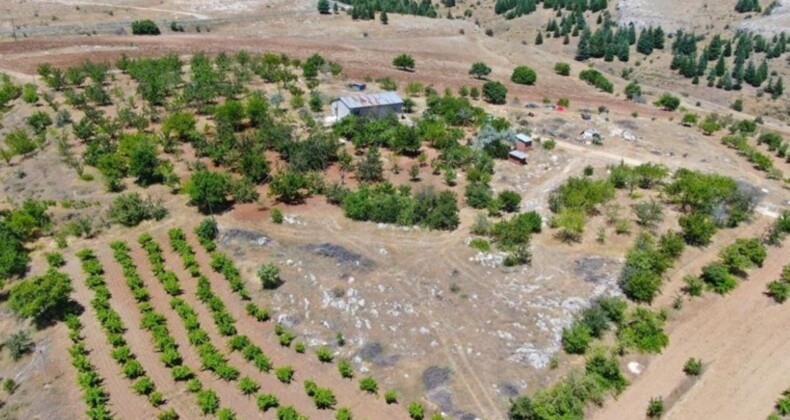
[
  {"x1": 465, "y1": 182, "x2": 493, "y2": 209},
  {"x1": 127, "y1": 135, "x2": 160, "y2": 185},
  {"x1": 719, "y1": 238, "x2": 766, "y2": 274},
  {"x1": 380, "y1": 10, "x2": 389, "y2": 24},
  {"x1": 269, "y1": 171, "x2": 309, "y2": 204},
  {"x1": 482, "y1": 81, "x2": 508, "y2": 104},
  {"x1": 511, "y1": 66, "x2": 537, "y2": 85},
  {"x1": 498, "y1": 190, "x2": 522, "y2": 213},
  {"x1": 8, "y1": 269, "x2": 72, "y2": 325},
  {"x1": 469, "y1": 62, "x2": 492, "y2": 79},
  {"x1": 22, "y1": 84, "x2": 38, "y2": 104},
  {"x1": 393, "y1": 54, "x2": 416, "y2": 71},
  {"x1": 197, "y1": 389, "x2": 220, "y2": 415},
  {"x1": 679, "y1": 213, "x2": 717, "y2": 246},
  {"x1": 184, "y1": 170, "x2": 233, "y2": 214},
  {"x1": 646, "y1": 397, "x2": 664, "y2": 418}
]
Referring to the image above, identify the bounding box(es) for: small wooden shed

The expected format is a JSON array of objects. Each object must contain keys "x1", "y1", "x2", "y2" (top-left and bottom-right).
[
  {"x1": 515, "y1": 133, "x2": 533, "y2": 151},
  {"x1": 509, "y1": 150, "x2": 528, "y2": 165}
]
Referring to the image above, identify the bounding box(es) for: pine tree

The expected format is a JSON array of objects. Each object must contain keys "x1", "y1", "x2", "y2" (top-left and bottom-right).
[
  {"x1": 723, "y1": 40, "x2": 732, "y2": 57},
  {"x1": 714, "y1": 55, "x2": 726, "y2": 77},
  {"x1": 744, "y1": 60, "x2": 757, "y2": 86},
  {"x1": 757, "y1": 60, "x2": 769, "y2": 85},
  {"x1": 628, "y1": 24, "x2": 636, "y2": 45},
  {"x1": 604, "y1": 44, "x2": 614, "y2": 61},
  {"x1": 637, "y1": 29, "x2": 653, "y2": 55},
  {"x1": 707, "y1": 70, "x2": 717, "y2": 87},
  {"x1": 652, "y1": 26, "x2": 665, "y2": 49},
  {"x1": 535, "y1": 31, "x2": 543, "y2": 45},
  {"x1": 576, "y1": 29, "x2": 591, "y2": 61},
  {"x1": 696, "y1": 54, "x2": 707, "y2": 76},
  {"x1": 563, "y1": 34, "x2": 570, "y2": 45},
  {"x1": 617, "y1": 39, "x2": 630, "y2": 62},
  {"x1": 318, "y1": 0, "x2": 331, "y2": 14},
  {"x1": 772, "y1": 77, "x2": 784, "y2": 99},
  {"x1": 722, "y1": 73, "x2": 733, "y2": 90},
  {"x1": 380, "y1": 10, "x2": 388, "y2": 24}
]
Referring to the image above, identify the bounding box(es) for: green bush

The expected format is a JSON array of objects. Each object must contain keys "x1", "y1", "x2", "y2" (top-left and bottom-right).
[
  {"x1": 482, "y1": 81, "x2": 508, "y2": 104},
  {"x1": 585, "y1": 348, "x2": 628, "y2": 394},
  {"x1": 617, "y1": 308, "x2": 668, "y2": 353},
  {"x1": 511, "y1": 66, "x2": 537, "y2": 85},
  {"x1": 8, "y1": 269, "x2": 72, "y2": 325},
  {"x1": 683, "y1": 358, "x2": 702, "y2": 376},
  {"x1": 359, "y1": 376, "x2": 378, "y2": 394},
  {"x1": 701, "y1": 262, "x2": 737, "y2": 294},
  {"x1": 257, "y1": 393, "x2": 279, "y2": 411},
  {"x1": 5, "y1": 330, "x2": 34, "y2": 361},
  {"x1": 579, "y1": 69, "x2": 613, "y2": 93},
  {"x1": 679, "y1": 213, "x2": 717, "y2": 246},
  {"x1": 654, "y1": 93, "x2": 680, "y2": 111},
  {"x1": 561, "y1": 323, "x2": 592, "y2": 354},
  {"x1": 258, "y1": 263, "x2": 281, "y2": 289},
  {"x1": 315, "y1": 346, "x2": 333, "y2": 363},
  {"x1": 108, "y1": 193, "x2": 167, "y2": 227},
  {"x1": 132, "y1": 20, "x2": 161, "y2": 35},
  {"x1": 385, "y1": 389, "x2": 398, "y2": 404},
  {"x1": 646, "y1": 397, "x2": 664, "y2": 418},
  {"x1": 554, "y1": 62, "x2": 571, "y2": 76}
]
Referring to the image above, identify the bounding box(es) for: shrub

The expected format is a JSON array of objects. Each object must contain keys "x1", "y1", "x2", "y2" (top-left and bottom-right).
[
  {"x1": 408, "y1": 402, "x2": 425, "y2": 420},
  {"x1": 498, "y1": 190, "x2": 522, "y2": 213},
  {"x1": 312, "y1": 387, "x2": 337, "y2": 409},
  {"x1": 767, "y1": 280, "x2": 790, "y2": 303},
  {"x1": 683, "y1": 358, "x2": 702, "y2": 376},
  {"x1": 257, "y1": 393, "x2": 279, "y2": 411},
  {"x1": 585, "y1": 348, "x2": 628, "y2": 394},
  {"x1": 683, "y1": 275, "x2": 704, "y2": 297},
  {"x1": 197, "y1": 389, "x2": 220, "y2": 415},
  {"x1": 617, "y1": 308, "x2": 668, "y2": 353},
  {"x1": 258, "y1": 263, "x2": 281, "y2": 289},
  {"x1": 385, "y1": 389, "x2": 398, "y2": 404},
  {"x1": 108, "y1": 193, "x2": 167, "y2": 227},
  {"x1": 579, "y1": 69, "x2": 613, "y2": 93},
  {"x1": 561, "y1": 323, "x2": 592, "y2": 354},
  {"x1": 647, "y1": 397, "x2": 664, "y2": 418},
  {"x1": 131, "y1": 20, "x2": 161, "y2": 35},
  {"x1": 359, "y1": 376, "x2": 378, "y2": 394},
  {"x1": 336, "y1": 407, "x2": 353, "y2": 420},
  {"x1": 315, "y1": 346, "x2": 333, "y2": 363},
  {"x1": 184, "y1": 170, "x2": 232, "y2": 214},
  {"x1": 271, "y1": 208, "x2": 284, "y2": 224},
  {"x1": 5, "y1": 330, "x2": 34, "y2": 361},
  {"x1": 511, "y1": 66, "x2": 537, "y2": 85},
  {"x1": 338, "y1": 359, "x2": 353, "y2": 378},
  {"x1": 393, "y1": 54, "x2": 415, "y2": 71},
  {"x1": 238, "y1": 376, "x2": 260, "y2": 395},
  {"x1": 275, "y1": 366, "x2": 294, "y2": 384},
  {"x1": 554, "y1": 62, "x2": 571, "y2": 76},
  {"x1": 679, "y1": 213, "x2": 717, "y2": 246},
  {"x1": 719, "y1": 238, "x2": 766, "y2": 274},
  {"x1": 654, "y1": 93, "x2": 680, "y2": 111},
  {"x1": 701, "y1": 262, "x2": 737, "y2": 294}
]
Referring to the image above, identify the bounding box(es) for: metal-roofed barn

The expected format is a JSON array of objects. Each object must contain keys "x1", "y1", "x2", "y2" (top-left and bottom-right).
[{"x1": 331, "y1": 92, "x2": 404, "y2": 120}]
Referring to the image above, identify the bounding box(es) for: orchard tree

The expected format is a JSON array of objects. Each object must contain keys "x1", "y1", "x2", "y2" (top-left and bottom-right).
[
  {"x1": 269, "y1": 170, "x2": 309, "y2": 204},
  {"x1": 258, "y1": 263, "x2": 281, "y2": 289},
  {"x1": 392, "y1": 54, "x2": 416, "y2": 71},
  {"x1": 624, "y1": 81, "x2": 642, "y2": 100},
  {"x1": 469, "y1": 62, "x2": 492, "y2": 80},
  {"x1": 0, "y1": 223, "x2": 30, "y2": 281},
  {"x1": 184, "y1": 170, "x2": 232, "y2": 214},
  {"x1": 8, "y1": 269, "x2": 72, "y2": 326},
  {"x1": 482, "y1": 81, "x2": 507, "y2": 104}
]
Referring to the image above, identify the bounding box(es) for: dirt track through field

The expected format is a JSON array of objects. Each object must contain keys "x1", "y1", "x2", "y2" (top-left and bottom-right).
[{"x1": 591, "y1": 240, "x2": 790, "y2": 419}]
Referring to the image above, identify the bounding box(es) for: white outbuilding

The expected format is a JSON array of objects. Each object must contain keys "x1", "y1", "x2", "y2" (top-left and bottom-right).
[{"x1": 331, "y1": 92, "x2": 404, "y2": 120}]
